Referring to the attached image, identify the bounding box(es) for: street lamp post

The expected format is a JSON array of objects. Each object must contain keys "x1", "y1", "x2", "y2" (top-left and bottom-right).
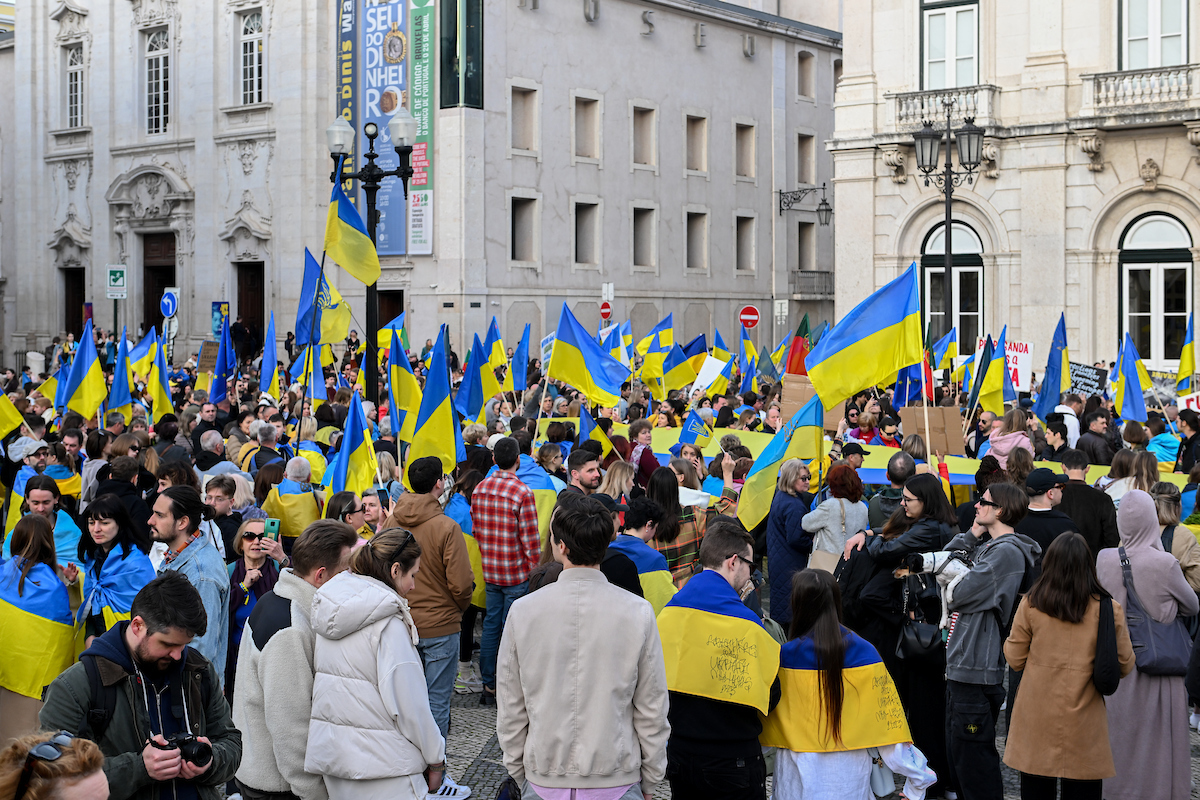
[
  {"x1": 913, "y1": 100, "x2": 984, "y2": 381},
  {"x1": 325, "y1": 108, "x2": 419, "y2": 406}
]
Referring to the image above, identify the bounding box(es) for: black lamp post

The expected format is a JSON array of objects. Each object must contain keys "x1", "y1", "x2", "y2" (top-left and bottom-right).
[
  {"x1": 326, "y1": 108, "x2": 419, "y2": 406},
  {"x1": 778, "y1": 182, "x2": 833, "y2": 223},
  {"x1": 913, "y1": 101, "x2": 984, "y2": 379}
]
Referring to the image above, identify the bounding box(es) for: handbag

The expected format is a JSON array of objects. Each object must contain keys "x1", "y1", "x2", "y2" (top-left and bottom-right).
[
  {"x1": 808, "y1": 499, "x2": 847, "y2": 574},
  {"x1": 895, "y1": 579, "x2": 943, "y2": 664},
  {"x1": 867, "y1": 747, "x2": 895, "y2": 797},
  {"x1": 1118, "y1": 547, "x2": 1191, "y2": 676},
  {"x1": 1093, "y1": 596, "x2": 1121, "y2": 695}
]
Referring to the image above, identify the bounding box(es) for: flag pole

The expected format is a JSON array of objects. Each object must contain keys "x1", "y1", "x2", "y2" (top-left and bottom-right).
[{"x1": 919, "y1": 351, "x2": 933, "y2": 457}]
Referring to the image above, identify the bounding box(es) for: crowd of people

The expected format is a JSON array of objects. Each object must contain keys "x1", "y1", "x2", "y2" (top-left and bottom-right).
[{"x1": 1, "y1": 329, "x2": 1200, "y2": 800}]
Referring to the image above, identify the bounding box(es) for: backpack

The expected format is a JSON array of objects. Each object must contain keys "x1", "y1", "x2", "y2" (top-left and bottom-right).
[{"x1": 76, "y1": 651, "x2": 213, "y2": 742}]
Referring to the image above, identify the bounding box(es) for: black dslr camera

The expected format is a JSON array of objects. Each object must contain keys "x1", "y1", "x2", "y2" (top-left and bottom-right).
[{"x1": 151, "y1": 733, "x2": 213, "y2": 767}]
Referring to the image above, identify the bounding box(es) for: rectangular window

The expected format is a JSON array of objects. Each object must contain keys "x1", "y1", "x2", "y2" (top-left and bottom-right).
[
  {"x1": 686, "y1": 115, "x2": 707, "y2": 172},
  {"x1": 735, "y1": 123, "x2": 755, "y2": 178},
  {"x1": 511, "y1": 86, "x2": 537, "y2": 152},
  {"x1": 440, "y1": 0, "x2": 484, "y2": 108},
  {"x1": 574, "y1": 202, "x2": 599, "y2": 265},
  {"x1": 923, "y1": 3, "x2": 977, "y2": 89},
  {"x1": 923, "y1": 265, "x2": 984, "y2": 346},
  {"x1": 145, "y1": 29, "x2": 170, "y2": 135},
  {"x1": 686, "y1": 212, "x2": 708, "y2": 271},
  {"x1": 240, "y1": 11, "x2": 264, "y2": 105},
  {"x1": 736, "y1": 216, "x2": 755, "y2": 271},
  {"x1": 633, "y1": 207, "x2": 656, "y2": 269},
  {"x1": 1122, "y1": 262, "x2": 1193, "y2": 369},
  {"x1": 511, "y1": 196, "x2": 537, "y2": 262},
  {"x1": 797, "y1": 134, "x2": 815, "y2": 184},
  {"x1": 798, "y1": 222, "x2": 816, "y2": 270},
  {"x1": 65, "y1": 44, "x2": 84, "y2": 128},
  {"x1": 573, "y1": 96, "x2": 599, "y2": 159},
  {"x1": 797, "y1": 51, "x2": 815, "y2": 97},
  {"x1": 632, "y1": 106, "x2": 655, "y2": 166},
  {"x1": 1124, "y1": 0, "x2": 1188, "y2": 69}
]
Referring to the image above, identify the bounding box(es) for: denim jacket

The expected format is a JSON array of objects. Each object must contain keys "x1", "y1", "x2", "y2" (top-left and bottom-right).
[{"x1": 160, "y1": 533, "x2": 231, "y2": 687}]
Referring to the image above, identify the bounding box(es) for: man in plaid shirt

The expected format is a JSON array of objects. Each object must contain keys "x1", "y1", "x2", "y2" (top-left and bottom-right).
[{"x1": 473, "y1": 437, "x2": 542, "y2": 702}]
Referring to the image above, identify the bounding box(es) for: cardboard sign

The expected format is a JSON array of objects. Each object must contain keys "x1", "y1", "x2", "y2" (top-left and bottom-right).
[
  {"x1": 196, "y1": 341, "x2": 221, "y2": 374},
  {"x1": 899, "y1": 406, "x2": 967, "y2": 457},
  {"x1": 976, "y1": 337, "x2": 1033, "y2": 392},
  {"x1": 779, "y1": 375, "x2": 845, "y2": 433},
  {"x1": 1068, "y1": 361, "x2": 1108, "y2": 399}
]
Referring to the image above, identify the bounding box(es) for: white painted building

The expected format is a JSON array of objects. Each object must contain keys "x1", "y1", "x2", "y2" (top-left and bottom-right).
[
  {"x1": 1, "y1": 0, "x2": 840, "y2": 367},
  {"x1": 831, "y1": 0, "x2": 1200, "y2": 372}
]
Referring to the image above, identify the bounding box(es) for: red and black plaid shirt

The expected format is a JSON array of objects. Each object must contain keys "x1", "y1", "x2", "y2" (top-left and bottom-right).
[{"x1": 471, "y1": 470, "x2": 540, "y2": 586}]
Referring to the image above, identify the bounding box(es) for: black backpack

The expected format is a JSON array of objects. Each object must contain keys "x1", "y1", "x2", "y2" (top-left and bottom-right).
[{"x1": 75, "y1": 652, "x2": 213, "y2": 741}]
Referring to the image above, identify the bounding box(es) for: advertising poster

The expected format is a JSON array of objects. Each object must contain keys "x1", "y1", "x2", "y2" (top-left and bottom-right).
[
  {"x1": 212, "y1": 302, "x2": 229, "y2": 337},
  {"x1": 360, "y1": 0, "x2": 408, "y2": 255},
  {"x1": 337, "y1": 0, "x2": 357, "y2": 187},
  {"x1": 407, "y1": 0, "x2": 435, "y2": 255}
]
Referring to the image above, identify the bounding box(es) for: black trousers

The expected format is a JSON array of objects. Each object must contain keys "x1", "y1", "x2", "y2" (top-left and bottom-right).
[
  {"x1": 460, "y1": 605, "x2": 482, "y2": 661},
  {"x1": 945, "y1": 680, "x2": 1005, "y2": 800},
  {"x1": 1019, "y1": 774, "x2": 1102, "y2": 800},
  {"x1": 666, "y1": 742, "x2": 766, "y2": 800}
]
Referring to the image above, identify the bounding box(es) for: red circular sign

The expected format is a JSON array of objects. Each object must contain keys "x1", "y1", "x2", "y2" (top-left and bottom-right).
[
  {"x1": 739, "y1": 305, "x2": 760, "y2": 329},
  {"x1": 600, "y1": 301, "x2": 613, "y2": 320}
]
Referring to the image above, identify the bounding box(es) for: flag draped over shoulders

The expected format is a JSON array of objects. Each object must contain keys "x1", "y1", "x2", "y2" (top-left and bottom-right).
[
  {"x1": 80, "y1": 543, "x2": 157, "y2": 632},
  {"x1": 0, "y1": 559, "x2": 77, "y2": 698},
  {"x1": 608, "y1": 534, "x2": 676, "y2": 615}
]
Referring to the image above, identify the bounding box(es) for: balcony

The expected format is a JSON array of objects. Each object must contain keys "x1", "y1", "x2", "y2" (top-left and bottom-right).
[
  {"x1": 790, "y1": 270, "x2": 834, "y2": 299},
  {"x1": 1078, "y1": 65, "x2": 1198, "y2": 118},
  {"x1": 886, "y1": 85, "x2": 1002, "y2": 132}
]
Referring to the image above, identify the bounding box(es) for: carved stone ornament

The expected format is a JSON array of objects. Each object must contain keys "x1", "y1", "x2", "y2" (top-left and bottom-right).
[
  {"x1": 218, "y1": 190, "x2": 272, "y2": 262},
  {"x1": 980, "y1": 139, "x2": 999, "y2": 179},
  {"x1": 47, "y1": 204, "x2": 92, "y2": 269},
  {"x1": 106, "y1": 163, "x2": 194, "y2": 225},
  {"x1": 880, "y1": 145, "x2": 907, "y2": 184},
  {"x1": 1140, "y1": 158, "x2": 1160, "y2": 192},
  {"x1": 63, "y1": 159, "x2": 83, "y2": 190},
  {"x1": 1077, "y1": 130, "x2": 1105, "y2": 172},
  {"x1": 1186, "y1": 122, "x2": 1200, "y2": 166},
  {"x1": 129, "y1": 0, "x2": 177, "y2": 30},
  {"x1": 236, "y1": 141, "x2": 257, "y2": 176},
  {"x1": 49, "y1": 1, "x2": 90, "y2": 43}
]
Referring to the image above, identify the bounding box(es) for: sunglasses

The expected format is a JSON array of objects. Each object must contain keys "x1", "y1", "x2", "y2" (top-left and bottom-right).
[
  {"x1": 242, "y1": 531, "x2": 266, "y2": 541},
  {"x1": 376, "y1": 528, "x2": 415, "y2": 567},
  {"x1": 797, "y1": 473, "x2": 812, "y2": 481},
  {"x1": 976, "y1": 499, "x2": 1001, "y2": 509},
  {"x1": 16, "y1": 732, "x2": 74, "y2": 800},
  {"x1": 128, "y1": 446, "x2": 141, "y2": 453}
]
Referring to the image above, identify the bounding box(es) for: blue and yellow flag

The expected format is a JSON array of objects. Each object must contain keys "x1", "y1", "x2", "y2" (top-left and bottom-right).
[
  {"x1": 712, "y1": 329, "x2": 731, "y2": 363},
  {"x1": 662, "y1": 344, "x2": 697, "y2": 393},
  {"x1": 1032, "y1": 314, "x2": 1069, "y2": 424},
  {"x1": 577, "y1": 405, "x2": 613, "y2": 458},
  {"x1": 709, "y1": 357, "x2": 735, "y2": 398},
  {"x1": 80, "y1": 542, "x2": 156, "y2": 633},
  {"x1": 740, "y1": 357, "x2": 758, "y2": 395},
  {"x1": 379, "y1": 312, "x2": 409, "y2": 354},
  {"x1": 805, "y1": 262, "x2": 923, "y2": 409},
  {"x1": 603, "y1": 326, "x2": 630, "y2": 369},
  {"x1": 547, "y1": 304, "x2": 628, "y2": 408},
  {"x1": 511, "y1": 323, "x2": 532, "y2": 393},
  {"x1": 107, "y1": 327, "x2": 134, "y2": 425},
  {"x1": 128, "y1": 328, "x2": 158, "y2": 378},
  {"x1": 209, "y1": 314, "x2": 237, "y2": 405},
  {"x1": 485, "y1": 454, "x2": 564, "y2": 542},
  {"x1": 931, "y1": 327, "x2": 958, "y2": 371},
  {"x1": 678, "y1": 410, "x2": 713, "y2": 449},
  {"x1": 739, "y1": 326, "x2": 759, "y2": 370},
  {"x1": 954, "y1": 352, "x2": 975, "y2": 389},
  {"x1": 388, "y1": 328, "x2": 421, "y2": 444},
  {"x1": 1178, "y1": 312, "x2": 1195, "y2": 392},
  {"x1": 738, "y1": 395, "x2": 824, "y2": 530},
  {"x1": 0, "y1": 559, "x2": 77, "y2": 699},
  {"x1": 0, "y1": 394, "x2": 24, "y2": 441},
  {"x1": 262, "y1": 311, "x2": 281, "y2": 400},
  {"x1": 411, "y1": 326, "x2": 466, "y2": 475},
  {"x1": 262, "y1": 479, "x2": 322, "y2": 540},
  {"x1": 296, "y1": 248, "x2": 352, "y2": 347},
  {"x1": 456, "y1": 334, "x2": 502, "y2": 424},
  {"x1": 324, "y1": 171, "x2": 381, "y2": 286},
  {"x1": 966, "y1": 336, "x2": 994, "y2": 414},
  {"x1": 637, "y1": 314, "x2": 674, "y2": 357},
  {"x1": 760, "y1": 630, "x2": 911, "y2": 752},
  {"x1": 609, "y1": 534, "x2": 677, "y2": 615},
  {"x1": 485, "y1": 317, "x2": 513, "y2": 392},
  {"x1": 657, "y1": 570, "x2": 781, "y2": 713},
  {"x1": 147, "y1": 333, "x2": 174, "y2": 423},
  {"x1": 682, "y1": 334, "x2": 709, "y2": 373},
  {"x1": 63, "y1": 319, "x2": 106, "y2": 422},
  {"x1": 1114, "y1": 332, "x2": 1149, "y2": 423},
  {"x1": 329, "y1": 391, "x2": 377, "y2": 495},
  {"x1": 978, "y1": 326, "x2": 1017, "y2": 415},
  {"x1": 294, "y1": 441, "x2": 327, "y2": 484},
  {"x1": 620, "y1": 320, "x2": 635, "y2": 361}
]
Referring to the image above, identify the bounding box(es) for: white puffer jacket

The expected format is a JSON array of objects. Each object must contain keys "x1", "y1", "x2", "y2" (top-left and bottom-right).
[{"x1": 305, "y1": 571, "x2": 445, "y2": 780}]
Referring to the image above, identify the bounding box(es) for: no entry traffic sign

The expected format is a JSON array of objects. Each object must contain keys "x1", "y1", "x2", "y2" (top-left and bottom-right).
[
  {"x1": 739, "y1": 305, "x2": 760, "y2": 329},
  {"x1": 600, "y1": 301, "x2": 612, "y2": 321}
]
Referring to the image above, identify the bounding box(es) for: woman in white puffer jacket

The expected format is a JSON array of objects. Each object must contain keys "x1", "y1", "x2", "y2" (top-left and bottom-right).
[{"x1": 306, "y1": 528, "x2": 446, "y2": 799}]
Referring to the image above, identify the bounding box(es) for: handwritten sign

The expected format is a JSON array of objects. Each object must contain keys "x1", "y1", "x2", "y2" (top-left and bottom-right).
[
  {"x1": 976, "y1": 337, "x2": 1033, "y2": 392},
  {"x1": 1068, "y1": 361, "x2": 1107, "y2": 399}
]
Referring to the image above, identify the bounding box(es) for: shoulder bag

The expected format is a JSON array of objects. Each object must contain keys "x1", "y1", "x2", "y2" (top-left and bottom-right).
[
  {"x1": 808, "y1": 499, "x2": 845, "y2": 573},
  {"x1": 1118, "y1": 546, "x2": 1191, "y2": 676},
  {"x1": 1093, "y1": 596, "x2": 1121, "y2": 695},
  {"x1": 895, "y1": 577, "x2": 943, "y2": 664}
]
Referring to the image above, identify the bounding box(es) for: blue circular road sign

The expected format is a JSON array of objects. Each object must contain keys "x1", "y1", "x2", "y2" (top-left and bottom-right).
[{"x1": 160, "y1": 291, "x2": 179, "y2": 319}]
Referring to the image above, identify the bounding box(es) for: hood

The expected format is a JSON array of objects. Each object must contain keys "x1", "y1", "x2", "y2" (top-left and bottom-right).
[
  {"x1": 877, "y1": 485, "x2": 904, "y2": 500},
  {"x1": 82, "y1": 621, "x2": 137, "y2": 673},
  {"x1": 96, "y1": 478, "x2": 141, "y2": 500},
  {"x1": 987, "y1": 431, "x2": 1030, "y2": 456},
  {"x1": 310, "y1": 570, "x2": 405, "y2": 641},
  {"x1": 1117, "y1": 489, "x2": 1164, "y2": 551},
  {"x1": 194, "y1": 451, "x2": 223, "y2": 470},
  {"x1": 989, "y1": 531, "x2": 1042, "y2": 572},
  {"x1": 391, "y1": 491, "x2": 442, "y2": 528}
]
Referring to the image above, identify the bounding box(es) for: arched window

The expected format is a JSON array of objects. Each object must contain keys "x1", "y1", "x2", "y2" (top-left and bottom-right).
[
  {"x1": 1120, "y1": 213, "x2": 1193, "y2": 370},
  {"x1": 921, "y1": 221, "x2": 984, "y2": 348}
]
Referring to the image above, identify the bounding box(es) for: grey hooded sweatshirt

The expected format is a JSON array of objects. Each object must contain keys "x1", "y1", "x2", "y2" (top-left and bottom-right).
[{"x1": 944, "y1": 530, "x2": 1042, "y2": 685}]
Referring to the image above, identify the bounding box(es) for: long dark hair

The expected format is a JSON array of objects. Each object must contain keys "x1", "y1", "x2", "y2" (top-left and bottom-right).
[
  {"x1": 788, "y1": 569, "x2": 846, "y2": 745},
  {"x1": 77, "y1": 494, "x2": 151, "y2": 569},
  {"x1": 881, "y1": 473, "x2": 957, "y2": 540},
  {"x1": 1024, "y1": 532, "x2": 1105, "y2": 624},
  {"x1": 8, "y1": 514, "x2": 57, "y2": 596},
  {"x1": 646, "y1": 467, "x2": 682, "y2": 543}
]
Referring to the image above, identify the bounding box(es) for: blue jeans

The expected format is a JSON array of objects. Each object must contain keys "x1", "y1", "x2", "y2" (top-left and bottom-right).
[
  {"x1": 417, "y1": 633, "x2": 458, "y2": 738},
  {"x1": 481, "y1": 581, "x2": 528, "y2": 690}
]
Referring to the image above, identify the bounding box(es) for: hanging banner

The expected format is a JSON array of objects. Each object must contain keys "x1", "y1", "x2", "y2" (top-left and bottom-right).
[
  {"x1": 360, "y1": 0, "x2": 408, "y2": 255},
  {"x1": 337, "y1": 0, "x2": 357, "y2": 186},
  {"x1": 407, "y1": 0, "x2": 434, "y2": 255}
]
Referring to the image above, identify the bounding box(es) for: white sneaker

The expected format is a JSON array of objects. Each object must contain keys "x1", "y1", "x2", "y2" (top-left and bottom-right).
[
  {"x1": 454, "y1": 661, "x2": 482, "y2": 694},
  {"x1": 1190, "y1": 712, "x2": 1200, "y2": 730},
  {"x1": 428, "y1": 771, "x2": 472, "y2": 798}
]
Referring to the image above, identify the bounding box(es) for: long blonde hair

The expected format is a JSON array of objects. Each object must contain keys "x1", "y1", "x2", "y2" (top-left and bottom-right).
[{"x1": 598, "y1": 460, "x2": 635, "y2": 499}]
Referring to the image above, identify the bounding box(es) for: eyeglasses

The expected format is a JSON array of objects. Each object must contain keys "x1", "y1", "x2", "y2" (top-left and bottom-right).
[
  {"x1": 735, "y1": 554, "x2": 755, "y2": 569},
  {"x1": 797, "y1": 473, "x2": 811, "y2": 481},
  {"x1": 976, "y1": 499, "x2": 1001, "y2": 509},
  {"x1": 900, "y1": 495, "x2": 918, "y2": 504},
  {"x1": 15, "y1": 731, "x2": 74, "y2": 800}
]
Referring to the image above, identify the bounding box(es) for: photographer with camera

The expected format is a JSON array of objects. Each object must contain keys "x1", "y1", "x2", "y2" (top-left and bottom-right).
[{"x1": 38, "y1": 571, "x2": 242, "y2": 800}]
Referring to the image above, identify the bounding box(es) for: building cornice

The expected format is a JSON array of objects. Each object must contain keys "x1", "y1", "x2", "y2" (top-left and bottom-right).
[{"x1": 640, "y1": 0, "x2": 841, "y2": 47}]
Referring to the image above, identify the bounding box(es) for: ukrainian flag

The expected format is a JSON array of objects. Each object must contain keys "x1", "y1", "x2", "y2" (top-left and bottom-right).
[
  {"x1": 1114, "y1": 332, "x2": 1150, "y2": 423},
  {"x1": 107, "y1": 328, "x2": 134, "y2": 425},
  {"x1": 297, "y1": 248, "x2": 352, "y2": 347},
  {"x1": 147, "y1": 333, "x2": 174, "y2": 423},
  {"x1": 603, "y1": 326, "x2": 630, "y2": 369},
  {"x1": 679, "y1": 410, "x2": 713, "y2": 449},
  {"x1": 445, "y1": 493, "x2": 487, "y2": 609},
  {"x1": 37, "y1": 367, "x2": 61, "y2": 409},
  {"x1": 739, "y1": 326, "x2": 759, "y2": 370},
  {"x1": 738, "y1": 395, "x2": 824, "y2": 530},
  {"x1": 209, "y1": 315, "x2": 237, "y2": 405},
  {"x1": 511, "y1": 323, "x2": 532, "y2": 392},
  {"x1": 128, "y1": 328, "x2": 158, "y2": 379},
  {"x1": 0, "y1": 559, "x2": 77, "y2": 699},
  {"x1": 63, "y1": 319, "x2": 106, "y2": 422},
  {"x1": 411, "y1": 326, "x2": 466, "y2": 475},
  {"x1": 5, "y1": 465, "x2": 38, "y2": 536},
  {"x1": 79, "y1": 542, "x2": 156, "y2": 633},
  {"x1": 45, "y1": 464, "x2": 81, "y2": 506},
  {"x1": 709, "y1": 357, "x2": 735, "y2": 397},
  {"x1": 712, "y1": 329, "x2": 732, "y2": 363},
  {"x1": 663, "y1": 344, "x2": 697, "y2": 393},
  {"x1": 978, "y1": 326, "x2": 1017, "y2": 415},
  {"x1": 328, "y1": 391, "x2": 377, "y2": 495},
  {"x1": 388, "y1": 328, "x2": 421, "y2": 444},
  {"x1": 1032, "y1": 314, "x2": 1069, "y2": 424},
  {"x1": 547, "y1": 304, "x2": 628, "y2": 408},
  {"x1": 294, "y1": 345, "x2": 328, "y2": 409},
  {"x1": 966, "y1": 336, "x2": 995, "y2": 414},
  {"x1": 760, "y1": 629, "x2": 911, "y2": 752},
  {"x1": 485, "y1": 317, "x2": 513, "y2": 392},
  {"x1": 0, "y1": 394, "x2": 23, "y2": 441},
  {"x1": 459, "y1": 334, "x2": 503, "y2": 423},
  {"x1": 262, "y1": 311, "x2": 281, "y2": 401},
  {"x1": 657, "y1": 570, "x2": 781, "y2": 713},
  {"x1": 608, "y1": 534, "x2": 677, "y2": 615},
  {"x1": 295, "y1": 440, "x2": 327, "y2": 484},
  {"x1": 324, "y1": 170, "x2": 381, "y2": 286},
  {"x1": 486, "y1": 455, "x2": 564, "y2": 542},
  {"x1": 379, "y1": 312, "x2": 409, "y2": 354},
  {"x1": 805, "y1": 262, "x2": 923, "y2": 409},
  {"x1": 932, "y1": 327, "x2": 958, "y2": 371},
  {"x1": 740, "y1": 357, "x2": 758, "y2": 395},
  {"x1": 262, "y1": 479, "x2": 322, "y2": 541},
  {"x1": 682, "y1": 334, "x2": 709, "y2": 373},
  {"x1": 638, "y1": 314, "x2": 674, "y2": 356},
  {"x1": 577, "y1": 405, "x2": 613, "y2": 458},
  {"x1": 954, "y1": 353, "x2": 975, "y2": 388},
  {"x1": 639, "y1": 317, "x2": 673, "y2": 383},
  {"x1": 1178, "y1": 312, "x2": 1195, "y2": 392},
  {"x1": 620, "y1": 320, "x2": 635, "y2": 361}
]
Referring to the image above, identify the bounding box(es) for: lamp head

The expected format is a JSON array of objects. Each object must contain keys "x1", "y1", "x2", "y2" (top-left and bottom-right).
[
  {"x1": 363, "y1": 121, "x2": 379, "y2": 139},
  {"x1": 956, "y1": 117, "x2": 984, "y2": 171},
  {"x1": 913, "y1": 120, "x2": 941, "y2": 173},
  {"x1": 388, "y1": 106, "x2": 419, "y2": 149},
  {"x1": 325, "y1": 116, "x2": 354, "y2": 156}
]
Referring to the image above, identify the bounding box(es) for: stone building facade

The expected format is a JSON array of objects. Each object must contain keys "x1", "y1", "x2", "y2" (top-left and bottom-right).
[
  {"x1": 1, "y1": 0, "x2": 841, "y2": 367},
  {"x1": 831, "y1": 0, "x2": 1200, "y2": 372}
]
